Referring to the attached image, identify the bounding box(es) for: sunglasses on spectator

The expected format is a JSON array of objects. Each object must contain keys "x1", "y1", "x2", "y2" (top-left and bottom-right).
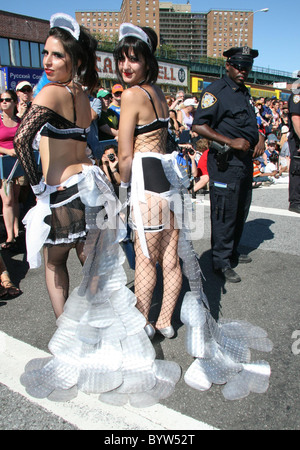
[
  {"x1": 20, "y1": 88, "x2": 32, "y2": 93},
  {"x1": 229, "y1": 62, "x2": 252, "y2": 72},
  {"x1": 0, "y1": 98, "x2": 13, "y2": 103}
]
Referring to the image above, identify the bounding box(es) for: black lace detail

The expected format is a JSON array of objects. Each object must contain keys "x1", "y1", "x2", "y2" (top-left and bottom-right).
[{"x1": 14, "y1": 104, "x2": 76, "y2": 187}]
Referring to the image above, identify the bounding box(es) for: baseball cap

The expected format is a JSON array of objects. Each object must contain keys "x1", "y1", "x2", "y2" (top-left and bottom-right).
[
  {"x1": 112, "y1": 84, "x2": 124, "y2": 94},
  {"x1": 97, "y1": 89, "x2": 111, "y2": 98},
  {"x1": 183, "y1": 98, "x2": 197, "y2": 107},
  {"x1": 281, "y1": 126, "x2": 289, "y2": 134},
  {"x1": 16, "y1": 81, "x2": 32, "y2": 91},
  {"x1": 267, "y1": 133, "x2": 279, "y2": 143}
]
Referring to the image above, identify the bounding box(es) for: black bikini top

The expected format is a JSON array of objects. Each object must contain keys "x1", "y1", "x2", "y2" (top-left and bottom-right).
[
  {"x1": 134, "y1": 86, "x2": 169, "y2": 137},
  {"x1": 40, "y1": 85, "x2": 90, "y2": 141}
]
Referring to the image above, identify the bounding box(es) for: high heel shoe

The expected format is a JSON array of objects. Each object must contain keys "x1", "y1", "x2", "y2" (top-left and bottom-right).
[
  {"x1": 156, "y1": 325, "x2": 175, "y2": 339},
  {"x1": 144, "y1": 323, "x2": 156, "y2": 340}
]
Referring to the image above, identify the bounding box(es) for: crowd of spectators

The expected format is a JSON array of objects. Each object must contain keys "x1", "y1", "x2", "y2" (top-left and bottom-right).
[{"x1": 166, "y1": 90, "x2": 291, "y2": 191}]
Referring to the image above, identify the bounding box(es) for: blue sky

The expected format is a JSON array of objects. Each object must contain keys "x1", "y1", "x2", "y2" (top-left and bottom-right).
[{"x1": 3, "y1": 0, "x2": 299, "y2": 75}]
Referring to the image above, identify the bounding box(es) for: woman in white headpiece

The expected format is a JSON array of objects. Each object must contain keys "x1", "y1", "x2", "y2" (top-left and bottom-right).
[
  {"x1": 14, "y1": 14, "x2": 181, "y2": 407},
  {"x1": 116, "y1": 24, "x2": 273, "y2": 400}
]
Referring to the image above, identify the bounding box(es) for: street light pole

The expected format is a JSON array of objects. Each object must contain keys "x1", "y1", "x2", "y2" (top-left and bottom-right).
[{"x1": 238, "y1": 8, "x2": 269, "y2": 47}]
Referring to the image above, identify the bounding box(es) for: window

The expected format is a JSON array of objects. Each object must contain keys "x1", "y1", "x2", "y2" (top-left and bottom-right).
[
  {"x1": 30, "y1": 42, "x2": 40, "y2": 68},
  {"x1": 10, "y1": 40, "x2": 21, "y2": 66},
  {"x1": 20, "y1": 41, "x2": 30, "y2": 67},
  {"x1": 0, "y1": 38, "x2": 10, "y2": 66}
]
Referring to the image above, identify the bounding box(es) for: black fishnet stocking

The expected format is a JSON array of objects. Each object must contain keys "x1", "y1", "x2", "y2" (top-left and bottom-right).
[{"x1": 133, "y1": 194, "x2": 182, "y2": 329}]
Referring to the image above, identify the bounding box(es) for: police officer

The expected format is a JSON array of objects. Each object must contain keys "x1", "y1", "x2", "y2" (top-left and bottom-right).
[
  {"x1": 192, "y1": 46, "x2": 265, "y2": 283},
  {"x1": 288, "y1": 73, "x2": 300, "y2": 214}
]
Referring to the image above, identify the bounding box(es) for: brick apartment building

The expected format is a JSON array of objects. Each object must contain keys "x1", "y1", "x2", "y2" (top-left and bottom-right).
[{"x1": 76, "y1": 2, "x2": 254, "y2": 60}]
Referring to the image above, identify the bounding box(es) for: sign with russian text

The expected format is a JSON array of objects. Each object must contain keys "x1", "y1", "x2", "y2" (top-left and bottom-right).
[{"x1": 0, "y1": 67, "x2": 43, "y2": 90}]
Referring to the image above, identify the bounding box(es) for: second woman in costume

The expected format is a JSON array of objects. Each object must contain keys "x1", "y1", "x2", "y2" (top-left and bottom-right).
[{"x1": 116, "y1": 23, "x2": 273, "y2": 400}]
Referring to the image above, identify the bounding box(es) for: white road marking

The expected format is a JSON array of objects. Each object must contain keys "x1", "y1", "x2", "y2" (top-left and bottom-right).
[
  {"x1": 0, "y1": 332, "x2": 217, "y2": 431},
  {"x1": 200, "y1": 200, "x2": 299, "y2": 218}
]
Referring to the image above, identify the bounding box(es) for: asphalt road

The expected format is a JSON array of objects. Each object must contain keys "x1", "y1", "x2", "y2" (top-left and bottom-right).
[{"x1": 0, "y1": 180, "x2": 299, "y2": 431}]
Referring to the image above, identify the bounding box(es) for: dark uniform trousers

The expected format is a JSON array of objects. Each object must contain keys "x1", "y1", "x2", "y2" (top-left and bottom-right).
[
  {"x1": 289, "y1": 145, "x2": 300, "y2": 207},
  {"x1": 288, "y1": 93, "x2": 300, "y2": 207},
  {"x1": 207, "y1": 153, "x2": 253, "y2": 270}
]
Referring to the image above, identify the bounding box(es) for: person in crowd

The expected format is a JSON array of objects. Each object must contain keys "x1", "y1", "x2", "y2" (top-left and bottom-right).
[
  {"x1": 255, "y1": 100, "x2": 269, "y2": 133},
  {"x1": 15, "y1": 13, "x2": 181, "y2": 408},
  {"x1": 165, "y1": 94, "x2": 175, "y2": 109},
  {"x1": 252, "y1": 157, "x2": 274, "y2": 185},
  {"x1": 263, "y1": 133, "x2": 279, "y2": 167},
  {"x1": 108, "y1": 84, "x2": 123, "y2": 120},
  {"x1": 190, "y1": 139, "x2": 210, "y2": 193},
  {"x1": 287, "y1": 84, "x2": 300, "y2": 213},
  {"x1": 169, "y1": 90, "x2": 185, "y2": 110},
  {"x1": 0, "y1": 90, "x2": 21, "y2": 251},
  {"x1": 279, "y1": 124, "x2": 289, "y2": 148},
  {"x1": 0, "y1": 251, "x2": 20, "y2": 297},
  {"x1": 99, "y1": 144, "x2": 121, "y2": 192},
  {"x1": 261, "y1": 97, "x2": 273, "y2": 135},
  {"x1": 270, "y1": 99, "x2": 281, "y2": 135},
  {"x1": 191, "y1": 95, "x2": 199, "y2": 109},
  {"x1": 264, "y1": 152, "x2": 280, "y2": 177},
  {"x1": 192, "y1": 46, "x2": 265, "y2": 283},
  {"x1": 279, "y1": 127, "x2": 290, "y2": 172},
  {"x1": 97, "y1": 89, "x2": 119, "y2": 141},
  {"x1": 177, "y1": 98, "x2": 197, "y2": 131},
  {"x1": 83, "y1": 86, "x2": 102, "y2": 158},
  {"x1": 16, "y1": 81, "x2": 33, "y2": 119},
  {"x1": 281, "y1": 102, "x2": 289, "y2": 127},
  {"x1": 168, "y1": 109, "x2": 184, "y2": 140},
  {"x1": 176, "y1": 145, "x2": 194, "y2": 181}
]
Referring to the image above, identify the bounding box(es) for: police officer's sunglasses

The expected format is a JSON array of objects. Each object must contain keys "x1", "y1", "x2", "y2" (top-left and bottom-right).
[{"x1": 229, "y1": 62, "x2": 252, "y2": 72}]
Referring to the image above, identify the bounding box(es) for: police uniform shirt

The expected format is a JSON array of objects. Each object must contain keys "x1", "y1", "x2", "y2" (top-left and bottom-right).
[
  {"x1": 193, "y1": 75, "x2": 259, "y2": 165},
  {"x1": 288, "y1": 93, "x2": 300, "y2": 154}
]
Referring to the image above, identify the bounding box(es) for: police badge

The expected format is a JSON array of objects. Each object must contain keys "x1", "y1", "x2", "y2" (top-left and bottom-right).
[
  {"x1": 293, "y1": 95, "x2": 300, "y2": 104},
  {"x1": 201, "y1": 92, "x2": 217, "y2": 109}
]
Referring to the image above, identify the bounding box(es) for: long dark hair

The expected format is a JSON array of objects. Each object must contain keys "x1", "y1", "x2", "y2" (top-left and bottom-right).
[
  {"x1": 48, "y1": 26, "x2": 98, "y2": 90},
  {"x1": 113, "y1": 27, "x2": 158, "y2": 85}
]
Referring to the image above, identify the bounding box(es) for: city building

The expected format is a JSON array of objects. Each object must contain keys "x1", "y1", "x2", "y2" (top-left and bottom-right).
[
  {"x1": 159, "y1": 2, "x2": 207, "y2": 60},
  {"x1": 75, "y1": 10, "x2": 121, "y2": 40},
  {"x1": 76, "y1": 2, "x2": 254, "y2": 61},
  {"x1": 206, "y1": 9, "x2": 253, "y2": 58}
]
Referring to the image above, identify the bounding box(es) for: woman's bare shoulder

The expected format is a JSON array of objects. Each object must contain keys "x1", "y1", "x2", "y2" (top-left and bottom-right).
[{"x1": 33, "y1": 83, "x2": 69, "y2": 109}]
